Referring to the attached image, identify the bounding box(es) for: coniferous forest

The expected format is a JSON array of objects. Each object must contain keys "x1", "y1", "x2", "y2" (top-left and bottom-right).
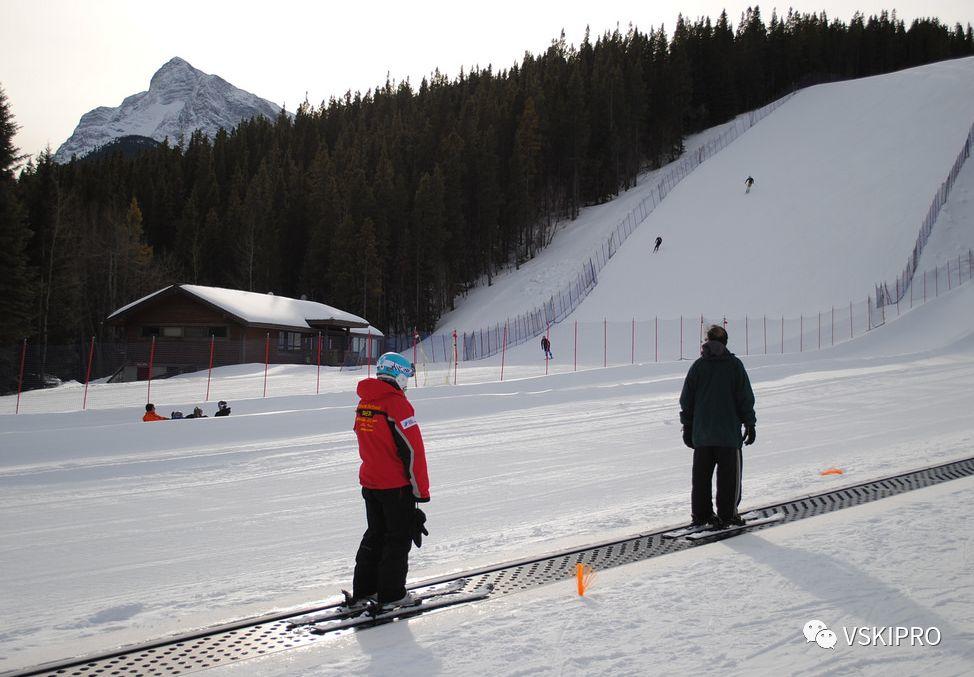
[{"x1": 2, "y1": 9, "x2": 973, "y2": 353}]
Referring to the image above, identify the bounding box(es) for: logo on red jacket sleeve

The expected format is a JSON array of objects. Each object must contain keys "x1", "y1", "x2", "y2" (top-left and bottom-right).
[{"x1": 400, "y1": 416, "x2": 417, "y2": 429}]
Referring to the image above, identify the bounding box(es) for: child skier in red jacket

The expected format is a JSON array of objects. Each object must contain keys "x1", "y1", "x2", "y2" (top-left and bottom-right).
[{"x1": 348, "y1": 352, "x2": 430, "y2": 611}]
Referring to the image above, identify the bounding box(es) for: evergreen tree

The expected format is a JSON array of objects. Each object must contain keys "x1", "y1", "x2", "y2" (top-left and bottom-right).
[{"x1": 0, "y1": 85, "x2": 35, "y2": 349}]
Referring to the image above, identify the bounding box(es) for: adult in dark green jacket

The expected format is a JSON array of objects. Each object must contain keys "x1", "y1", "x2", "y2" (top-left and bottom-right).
[{"x1": 679, "y1": 324, "x2": 756, "y2": 528}]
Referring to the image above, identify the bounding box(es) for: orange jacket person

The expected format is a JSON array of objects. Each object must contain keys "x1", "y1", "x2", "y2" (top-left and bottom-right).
[
  {"x1": 348, "y1": 352, "x2": 430, "y2": 612},
  {"x1": 142, "y1": 403, "x2": 168, "y2": 422}
]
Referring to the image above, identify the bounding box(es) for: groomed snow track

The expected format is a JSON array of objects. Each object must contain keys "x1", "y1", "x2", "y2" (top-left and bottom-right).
[{"x1": 8, "y1": 456, "x2": 974, "y2": 677}]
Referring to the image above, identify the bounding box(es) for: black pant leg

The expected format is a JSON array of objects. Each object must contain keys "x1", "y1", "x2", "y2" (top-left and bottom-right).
[
  {"x1": 352, "y1": 487, "x2": 385, "y2": 599},
  {"x1": 715, "y1": 446, "x2": 743, "y2": 520},
  {"x1": 691, "y1": 447, "x2": 718, "y2": 520},
  {"x1": 376, "y1": 486, "x2": 416, "y2": 604}
]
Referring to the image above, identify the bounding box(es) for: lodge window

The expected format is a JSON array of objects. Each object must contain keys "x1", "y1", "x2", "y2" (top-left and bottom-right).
[
  {"x1": 278, "y1": 331, "x2": 307, "y2": 351},
  {"x1": 143, "y1": 325, "x2": 229, "y2": 339}
]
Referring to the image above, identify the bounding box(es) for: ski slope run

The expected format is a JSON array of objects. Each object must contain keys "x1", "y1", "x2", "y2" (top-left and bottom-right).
[{"x1": 439, "y1": 57, "x2": 974, "y2": 331}]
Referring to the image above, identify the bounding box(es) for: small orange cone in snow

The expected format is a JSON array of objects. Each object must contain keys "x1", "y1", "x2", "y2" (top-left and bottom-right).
[
  {"x1": 820, "y1": 467, "x2": 844, "y2": 476},
  {"x1": 576, "y1": 563, "x2": 596, "y2": 596}
]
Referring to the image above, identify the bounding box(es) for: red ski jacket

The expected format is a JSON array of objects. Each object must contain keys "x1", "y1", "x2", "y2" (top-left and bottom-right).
[{"x1": 354, "y1": 378, "x2": 430, "y2": 502}]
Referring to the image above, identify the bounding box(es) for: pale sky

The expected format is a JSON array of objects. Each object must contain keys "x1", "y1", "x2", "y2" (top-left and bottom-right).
[{"x1": 2, "y1": 0, "x2": 971, "y2": 160}]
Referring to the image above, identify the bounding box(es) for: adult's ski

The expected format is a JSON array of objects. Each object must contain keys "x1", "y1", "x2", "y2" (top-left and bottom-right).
[
  {"x1": 662, "y1": 509, "x2": 768, "y2": 539},
  {"x1": 683, "y1": 512, "x2": 785, "y2": 542},
  {"x1": 288, "y1": 579, "x2": 467, "y2": 629},
  {"x1": 309, "y1": 584, "x2": 493, "y2": 635}
]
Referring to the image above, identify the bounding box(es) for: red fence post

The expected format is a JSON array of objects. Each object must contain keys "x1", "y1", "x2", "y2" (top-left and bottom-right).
[
  {"x1": 574, "y1": 320, "x2": 578, "y2": 372},
  {"x1": 412, "y1": 330, "x2": 419, "y2": 384},
  {"x1": 631, "y1": 318, "x2": 635, "y2": 365},
  {"x1": 818, "y1": 312, "x2": 821, "y2": 350},
  {"x1": 205, "y1": 335, "x2": 215, "y2": 402},
  {"x1": 316, "y1": 332, "x2": 322, "y2": 395},
  {"x1": 948, "y1": 260, "x2": 952, "y2": 290},
  {"x1": 603, "y1": 318, "x2": 607, "y2": 368},
  {"x1": 15, "y1": 338, "x2": 27, "y2": 414},
  {"x1": 263, "y1": 332, "x2": 270, "y2": 398},
  {"x1": 850, "y1": 302, "x2": 854, "y2": 339},
  {"x1": 763, "y1": 315, "x2": 767, "y2": 355},
  {"x1": 800, "y1": 316, "x2": 803, "y2": 352},
  {"x1": 831, "y1": 307, "x2": 835, "y2": 346},
  {"x1": 367, "y1": 331, "x2": 373, "y2": 377},
  {"x1": 500, "y1": 321, "x2": 509, "y2": 381},
  {"x1": 655, "y1": 316, "x2": 659, "y2": 363},
  {"x1": 146, "y1": 335, "x2": 156, "y2": 405},
  {"x1": 82, "y1": 336, "x2": 95, "y2": 411},
  {"x1": 935, "y1": 267, "x2": 939, "y2": 297},
  {"x1": 680, "y1": 316, "x2": 684, "y2": 360},
  {"x1": 781, "y1": 317, "x2": 784, "y2": 354}
]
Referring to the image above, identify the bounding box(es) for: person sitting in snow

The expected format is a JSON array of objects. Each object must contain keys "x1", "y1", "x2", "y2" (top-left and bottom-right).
[
  {"x1": 184, "y1": 406, "x2": 207, "y2": 419},
  {"x1": 142, "y1": 403, "x2": 168, "y2": 422},
  {"x1": 214, "y1": 401, "x2": 231, "y2": 417}
]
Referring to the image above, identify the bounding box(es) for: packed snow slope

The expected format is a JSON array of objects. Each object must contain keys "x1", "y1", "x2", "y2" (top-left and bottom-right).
[
  {"x1": 439, "y1": 57, "x2": 974, "y2": 332},
  {"x1": 211, "y1": 476, "x2": 974, "y2": 677}
]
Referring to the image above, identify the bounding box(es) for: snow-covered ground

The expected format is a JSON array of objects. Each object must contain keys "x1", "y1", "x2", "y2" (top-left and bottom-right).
[
  {"x1": 2, "y1": 59, "x2": 974, "y2": 676},
  {"x1": 210, "y1": 475, "x2": 974, "y2": 676}
]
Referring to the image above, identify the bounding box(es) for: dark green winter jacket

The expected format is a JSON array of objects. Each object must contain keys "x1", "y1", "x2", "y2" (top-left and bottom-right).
[{"x1": 679, "y1": 340, "x2": 756, "y2": 448}]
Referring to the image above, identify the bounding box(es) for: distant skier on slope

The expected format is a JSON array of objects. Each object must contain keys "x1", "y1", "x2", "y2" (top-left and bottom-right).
[
  {"x1": 345, "y1": 352, "x2": 430, "y2": 612},
  {"x1": 654, "y1": 235, "x2": 663, "y2": 253},
  {"x1": 679, "y1": 325, "x2": 756, "y2": 529},
  {"x1": 744, "y1": 176, "x2": 755, "y2": 194},
  {"x1": 541, "y1": 335, "x2": 553, "y2": 360}
]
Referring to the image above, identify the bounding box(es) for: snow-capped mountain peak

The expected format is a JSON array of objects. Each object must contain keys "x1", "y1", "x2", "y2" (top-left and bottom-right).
[{"x1": 54, "y1": 57, "x2": 283, "y2": 162}]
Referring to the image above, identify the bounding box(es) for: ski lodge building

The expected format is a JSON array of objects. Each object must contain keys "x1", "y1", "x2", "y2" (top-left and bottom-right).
[{"x1": 106, "y1": 284, "x2": 381, "y2": 381}]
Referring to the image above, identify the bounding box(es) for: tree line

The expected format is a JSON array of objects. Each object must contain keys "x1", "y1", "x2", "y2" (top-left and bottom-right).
[{"x1": 2, "y1": 8, "x2": 973, "y2": 356}]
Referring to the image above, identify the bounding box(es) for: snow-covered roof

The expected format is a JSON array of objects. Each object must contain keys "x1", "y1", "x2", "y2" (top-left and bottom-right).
[
  {"x1": 350, "y1": 325, "x2": 385, "y2": 337},
  {"x1": 105, "y1": 286, "x2": 170, "y2": 320},
  {"x1": 107, "y1": 284, "x2": 370, "y2": 330}
]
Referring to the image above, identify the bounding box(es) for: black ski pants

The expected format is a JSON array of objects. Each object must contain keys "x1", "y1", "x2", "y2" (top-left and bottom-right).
[
  {"x1": 691, "y1": 446, "x2": 743, "y2": 521},
  {"x1": 352, "y1": 485, "x2": 415, "y2": 604}
]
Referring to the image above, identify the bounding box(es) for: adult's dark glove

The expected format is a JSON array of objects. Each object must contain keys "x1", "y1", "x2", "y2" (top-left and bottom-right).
[
  {"x1": 743, "y1": 424, "x2": 756, "y2": 446},
  {"x1": 412, "y1": 508, "x2": 429, "y2": 548},
  {"x1": 682, "y1": 425, "x2": 694, "y2": 449}
]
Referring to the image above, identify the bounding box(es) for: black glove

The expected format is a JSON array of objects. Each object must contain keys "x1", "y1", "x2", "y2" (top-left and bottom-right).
[
  {"x1": 743, "y1": 424, "x2": 756, "y2": 446},
  {"x1": 682, "y1": 425, "x2": 694, "y2": 449},
  {"x1": 411, "y1": 508, "x2": 429, "y2": 548}
]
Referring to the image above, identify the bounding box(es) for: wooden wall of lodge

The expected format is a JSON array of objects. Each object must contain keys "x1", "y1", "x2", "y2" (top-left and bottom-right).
[{"x1": 116, "y1": 293, "x2": 352, "y2": 367}]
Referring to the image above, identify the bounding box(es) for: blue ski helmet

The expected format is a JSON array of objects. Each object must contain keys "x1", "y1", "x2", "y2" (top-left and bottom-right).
[{"x1": 376, "y1": 352, "x2": 415, "y2": 389}]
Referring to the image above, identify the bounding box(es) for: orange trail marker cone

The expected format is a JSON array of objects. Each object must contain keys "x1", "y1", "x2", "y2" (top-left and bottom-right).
[
  {"x1": 820, "y1": 467, "x2": 844, "y2": 476},
  {"x1": 576, "y1": 563, "x2": 596, "y2": 596}
]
